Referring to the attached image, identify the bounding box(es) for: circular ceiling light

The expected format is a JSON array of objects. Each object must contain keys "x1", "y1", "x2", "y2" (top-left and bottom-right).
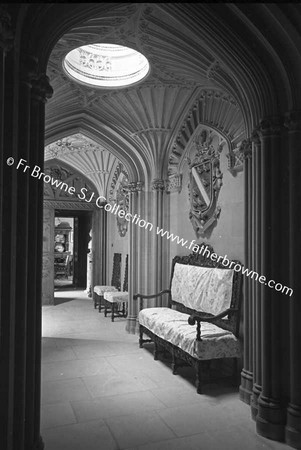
[{"x1": 63, "y1": 43, "x2": 150, "y2": 88}]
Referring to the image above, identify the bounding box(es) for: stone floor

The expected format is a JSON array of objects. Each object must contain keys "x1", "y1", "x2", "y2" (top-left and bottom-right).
[{"x1": 41, "y1": 290, "x2": 289, "y2": 450}]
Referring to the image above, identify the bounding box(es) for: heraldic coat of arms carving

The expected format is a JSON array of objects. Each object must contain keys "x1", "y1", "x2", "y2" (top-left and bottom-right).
[{"x1": 187, "y1": 129, "x2": 223, "y2": 237}]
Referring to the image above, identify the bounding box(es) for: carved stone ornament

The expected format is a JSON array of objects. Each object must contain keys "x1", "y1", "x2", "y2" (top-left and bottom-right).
[
  {"x1": 151, "y1": 179, "x2": 165, "y2": 191},
  {"x1": 165, "y1": 173, "x2": 182, "y2": 193},
  {"x1": 0, "y1": 6, "x2": 14, "y2": 52},
  {"x1": 115, "y1": 175, "x2": 129, "y2": 237},
  {"x1": 227, "y1": 138, "x2": 252, "y2": 171},
  {"x1": 187, "y1": 129, "x2": 223, "y2": 238}
]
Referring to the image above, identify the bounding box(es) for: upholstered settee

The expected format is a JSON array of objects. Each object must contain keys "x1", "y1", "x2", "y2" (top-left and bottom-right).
[{"x1": 134, "y1": 249, "x2": 243, "y2": 393}]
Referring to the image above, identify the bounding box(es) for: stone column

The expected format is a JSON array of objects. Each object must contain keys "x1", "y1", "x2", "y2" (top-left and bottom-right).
[
  {"x1": 256, "y1": 118, "x2": 285, "y2": 442},
  {"x1": 0, "y1": 8, "x2": 15, "y2": 450},
  {"x1": 42, "y1": 205, "x2": 55, "y2": 305},
  {"x1": 92, "y1": 207, "x2": 106, "y2": 288},
  {"x1": 26, "y1": 73, "x2": 53, "y2": 450},
  {"x1": 126, "y1": 181, "x2": 143, "y2": 334},
  {"x1": 85, "y1": 229, "x2": 93, "y2": 297},
  {"x1": 151, "y1": 179, "x2": 165, "y2": 303},
  {"x1": 239, "y1": 140, "x2": 253, "y2": 403},
  {"x1": 285, "y1": 111, "x2": 301, "y2": 449},
  {"x1": 251, "y1": 131, "x2": 262, "y2": 418}
]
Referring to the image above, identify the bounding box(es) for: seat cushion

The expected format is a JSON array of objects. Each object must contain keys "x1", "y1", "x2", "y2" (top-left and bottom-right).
[
  {"x1": 104, "y1": 291, "x2": 129, "y2": 303},
  {"x1": 138, "y1": 307, "x2": 241, "y2": 360},
  {"x1": 93, "y1": 286, "x2": 118, "y2": 296}
]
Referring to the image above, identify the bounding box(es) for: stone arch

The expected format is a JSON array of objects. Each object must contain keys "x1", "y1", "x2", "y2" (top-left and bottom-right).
[{"x1": 45, "y1": 115, "x2": 151, "y2": 190}]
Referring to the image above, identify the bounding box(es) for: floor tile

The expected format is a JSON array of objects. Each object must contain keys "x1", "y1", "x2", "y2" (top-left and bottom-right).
[
  {"x1": 105, "y1": 410, "x2": 175, "y2": 449},
  {"x1": 41, "y1": 402, "x2": 77, "y2": 430},
  {"x1": 42, "y1": 420, "x2": 117, "y2": 450},
  {"x1": 71, "y1": 390, "x2": 166, "y2": 423},
  {"x1": 42, "y1": 377, "x2": 92, "y2": 405},
  {"x1": 42, "y1": 346, "x2": 77, "y2": 363},
  {"x1": 81, "y1": 371, "x2": 157, "y2": 399},
  {"x1": 42, "y1": 357, "x2": 116, "y2": 382}
]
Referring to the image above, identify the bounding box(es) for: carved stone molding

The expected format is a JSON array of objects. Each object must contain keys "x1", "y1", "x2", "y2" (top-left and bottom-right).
[
  {"x1": 43, "y1": 200, "x2": 96, "y2": 210},
  {"x1": 0, "y1": 6, "x2": 14, "y2": 52},
  {"x1": 284, "y1": 110, "x2": 301, "y2": 131},
  {"x1": 128, "y1": 181, "x2": 144, "y2": 192},
  {"x1": 165, "y1": 173, "x2": 182, "y2": 193},
  {"x1": 227, "y1": 138, "x2": 252, "y2": 170},
  {"x1": 115, "y1": 177, "x2": 129, "y2": 237},
  {"x1": 256, "y1": 117, "x2": 284, "y2": 138},
  {"x1": 151, "y1": 179, "x2": 165, "y2": 191},
  {"x1": 32, "y1": 75, "x2": 53, "y2": 103},
  {"x1": 187, "y1": 129, "x2": 223, "y2": 238},
  {"x1": 109, "y1": 162, "x2": 128, "y2": 201},
  {"x1": 20, "y1": 54, "x2": 39, "y2": 86}
]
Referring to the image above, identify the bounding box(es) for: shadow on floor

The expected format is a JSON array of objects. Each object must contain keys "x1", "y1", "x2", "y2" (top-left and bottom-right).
[{"x1": 53, "y1": 297, "x2": 77, "y2": 306}]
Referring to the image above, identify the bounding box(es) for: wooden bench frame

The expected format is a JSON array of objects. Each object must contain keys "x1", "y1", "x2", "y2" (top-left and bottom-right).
[{"x1": 134, "y1": 245, "x2": 243, "y2": 393}]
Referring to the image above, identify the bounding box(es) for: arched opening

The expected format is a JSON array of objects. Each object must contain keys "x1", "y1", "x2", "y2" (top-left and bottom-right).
[{"x1": 1, "y1": 4, "x2": 301, "y2": 450}]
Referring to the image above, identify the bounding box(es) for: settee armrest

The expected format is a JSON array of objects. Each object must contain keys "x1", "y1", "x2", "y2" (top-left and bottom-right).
[
  {"x1": 188, "y1": 308, "x2": 238, "y2": 341},
  {"x1": 133, "y1": 289, "x2": 171, "y2": 311}
]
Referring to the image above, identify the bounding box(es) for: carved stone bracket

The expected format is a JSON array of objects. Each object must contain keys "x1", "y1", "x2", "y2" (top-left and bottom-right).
[
  {"x1": 165, "y1": 173, "x2": 182, "y2": 193},
  {"x1": 284, "y1": 110, "x2": 301, "y2": 131},
  {"x1": 128, "y1": 181, "x2": 144, "y2": 192},
  {"x1": 32, "y1": 74, "x2": 53, "y2": 103},
  {"x1": 20, "y1": 54, "x2": 39, "y2": 87},
  {"x1": 227, "y1": 138, "x2": 252, "y2": 170},
  {"x1": 0, "y1": 6, "x2": 14, "y2": 53},
  {"x1": 151, "y1": 179, "x2": 165, "y2": 191},
  {"x1": 256, "y1": 117, "x2": 284, "y2": 138}
]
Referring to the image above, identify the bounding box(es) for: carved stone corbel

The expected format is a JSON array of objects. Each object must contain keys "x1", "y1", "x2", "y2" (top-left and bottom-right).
[
  {"x1": 32, "y1": 74, "x2": 53, "y2": 103},
  {"x1": 151, "y1": 179, "x2": 165, "y2": 191},
  {"x1": 0, "y1": 6, "x2": 14, "y2": 53},
  {"x1": 165, "y1": 173, "x2": 182, "y2": 193}
]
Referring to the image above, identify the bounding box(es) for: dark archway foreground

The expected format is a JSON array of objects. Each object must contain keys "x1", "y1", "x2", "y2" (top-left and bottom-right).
[{"x1": 0, "y1": 4, "x2": 301, "y2": 449}]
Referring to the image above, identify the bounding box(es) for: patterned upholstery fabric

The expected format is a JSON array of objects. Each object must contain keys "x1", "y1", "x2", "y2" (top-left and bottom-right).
[
  {"x1": 104, "y1": 291, "x2": 129, "y2": 303},
  {"x1": 171, "y1": 263, "x2": 234, "y2": 316},
  {"x1": 138, "y1": 307, "x2": 240, "y2": 360},
  {"x1": 93, "y1": 286, "x2": 118, "y2": 296}
]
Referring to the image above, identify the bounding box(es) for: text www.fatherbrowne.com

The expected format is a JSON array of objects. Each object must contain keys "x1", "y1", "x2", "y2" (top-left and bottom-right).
[
  {"x1": 9, "y1": 157, "x2": 293, "y2": 297},
  {"x1": 156, "y1": 228, "x2": 293, "y2": 297}
]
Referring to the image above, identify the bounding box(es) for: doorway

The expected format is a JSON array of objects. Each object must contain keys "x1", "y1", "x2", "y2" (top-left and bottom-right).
[{"x1": 54, "y1": 210, "x2": 92, "y2": 291}]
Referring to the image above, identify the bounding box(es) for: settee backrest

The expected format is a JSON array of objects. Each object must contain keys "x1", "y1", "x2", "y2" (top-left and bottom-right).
[{"x1": 168, "y1": 245, "x2": 243, "y2": 336}]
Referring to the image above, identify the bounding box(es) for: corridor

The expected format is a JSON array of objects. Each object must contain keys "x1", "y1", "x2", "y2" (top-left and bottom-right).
[{"x1": 41, "y1": 290, "x2": 288, "y2": 450}]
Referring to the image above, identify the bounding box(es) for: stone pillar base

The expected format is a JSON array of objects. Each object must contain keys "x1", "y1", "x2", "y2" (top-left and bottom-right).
[
  {"x1": 251, "y1": 383, "x2": 262, "y2": 419},
  {"x1": 239, "y1": 369, "x2": 253, "y2": 404},
  {"x1": 126, "y1": 316, "x2": 137, "y2": 334},
  {"x1": 256, "y1": 396, "x2": 285, "y2": 441},
  {"x1": 285, "y1": 404, "x2": 301, "y2": 449}
]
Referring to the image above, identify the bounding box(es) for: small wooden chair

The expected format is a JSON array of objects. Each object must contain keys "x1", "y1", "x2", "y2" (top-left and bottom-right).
[
  {"x1": 93, "y1": 253, "x2": 121, "y2": 312},
  {"x1": 104, "y1": 254, "x2": 129, "y2": 321}
]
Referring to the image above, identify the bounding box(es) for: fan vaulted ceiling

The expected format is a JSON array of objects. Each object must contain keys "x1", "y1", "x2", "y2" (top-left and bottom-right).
[{"x1": 45, "y1": 3, "x2": 246, "y2": 184}]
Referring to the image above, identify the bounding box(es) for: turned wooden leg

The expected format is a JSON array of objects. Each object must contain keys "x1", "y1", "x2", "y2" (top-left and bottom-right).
[
  {"x1": 104, "y1": 300, "x2": 108, "y2": 317},
  {"x1": 171, "y1": 350, "x2": 177, "y2": 374},
  {"x1": 122, "y1": 302, "x2": 126, "y2": 317},
  {"x1": 111, "y1": 303, "x2": 115, "y2": 322},
  {"x1": 154, "y1": 342, "x2": 159, "y2": 360},
  {"x1": 195, "y1": 360, "x2": 202, "y2": 394},
  {"x1": 139, "y1": 327, "x2": 144, "y2": 348},
  {"x1": 98, "y1": 295, "x2": 103, "y2": 313},
  {"x1": 94, "y1": 293, "x2": 97, "y2": 309}
]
